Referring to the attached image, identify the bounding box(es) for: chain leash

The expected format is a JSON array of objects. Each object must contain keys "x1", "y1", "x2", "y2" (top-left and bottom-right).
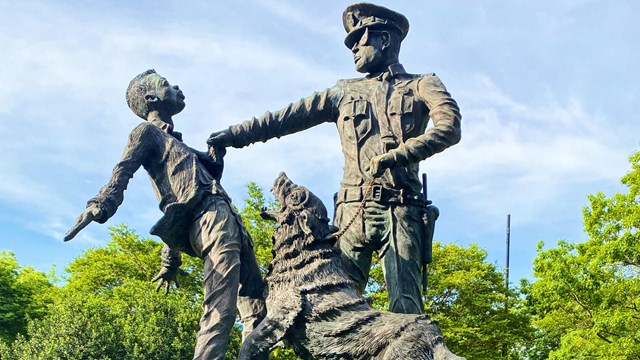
[{"x1": 333, "y1": 178, "x2": 376, "y2": 243}]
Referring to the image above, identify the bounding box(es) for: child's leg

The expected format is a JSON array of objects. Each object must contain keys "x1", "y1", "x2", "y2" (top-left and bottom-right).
[
  {"x1": 237, "y1": 243, "x2": 266, "y2": 339},
  {"x1": 191, "y1": 199, "x2": 242, "y2": 360}
]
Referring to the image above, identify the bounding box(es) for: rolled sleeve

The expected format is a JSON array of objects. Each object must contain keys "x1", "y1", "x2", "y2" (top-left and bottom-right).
[{"x1": 392, "y1": 74, "x2": 461, "y2": 166}]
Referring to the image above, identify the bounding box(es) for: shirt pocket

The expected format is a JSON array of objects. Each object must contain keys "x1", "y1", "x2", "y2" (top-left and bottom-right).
[
  {"x1": 389, "y1": 88, "x2": 416, "y2": 139},
  {"x1": 339, "y1": 98, "x2": 372, "y2": 143}
]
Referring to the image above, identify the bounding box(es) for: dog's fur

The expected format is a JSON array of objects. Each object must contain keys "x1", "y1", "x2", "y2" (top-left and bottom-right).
[{"x1": 238, "y1": 173, "x2": 464, "y2": 360}]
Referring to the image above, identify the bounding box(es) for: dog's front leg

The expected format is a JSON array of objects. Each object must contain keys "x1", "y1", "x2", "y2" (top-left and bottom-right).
[{"x1": 238, "y1": 316, "x2": 286, "y2": 359}]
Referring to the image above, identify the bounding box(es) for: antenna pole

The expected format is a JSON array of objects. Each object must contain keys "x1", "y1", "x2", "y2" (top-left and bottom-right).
[{"x1": 505, "y1": 214, "x2": 511, "y2": 290}]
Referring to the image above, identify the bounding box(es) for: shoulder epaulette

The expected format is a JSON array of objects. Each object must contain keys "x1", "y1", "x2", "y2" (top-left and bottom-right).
[
  {"x1": 415, "y1": 72, "x2": 436, "y2": 79},
  {"x1": 336, "y1": 77, "x2": 365, "y2": 86}
]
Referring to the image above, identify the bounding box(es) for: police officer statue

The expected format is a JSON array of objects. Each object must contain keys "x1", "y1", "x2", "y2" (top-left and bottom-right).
[{"x1": 208, "y1": 2, "x2": 461, "y2": 314}]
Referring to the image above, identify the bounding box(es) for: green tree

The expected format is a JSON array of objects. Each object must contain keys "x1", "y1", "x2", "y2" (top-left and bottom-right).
[
  {"x1": 367, "y1": 243, "x2": 533, "y2": 360},
  {"x1": 239, "y1": 181, "x2": 278, "y2": 274},
  {"x1": 0, "y1": 252, "x2": 54, "y2": 344},
  {"x1": 1, "y1": 226, "x2": 204, "y2": 360},
  {"x1": 527, "y1": 150, "x2": 640, "y2": 359},
  {"x1": 428, "y1": 243, "x2": 532, "y2": 360},
  {"x1": 3, "y1": 280, "x2": 201, "y2": 360}
]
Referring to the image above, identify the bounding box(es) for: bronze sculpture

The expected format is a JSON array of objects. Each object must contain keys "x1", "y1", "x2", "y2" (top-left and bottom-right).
[
  {"x1": 208, "y1": 2, "x2": 462, "y2": 314},
  {"x1": 64, "y1": 70, "x2": 266, "y2": 360},
  {"x1": 238, "y1": 172, "x2": 464, "y2": 359}
]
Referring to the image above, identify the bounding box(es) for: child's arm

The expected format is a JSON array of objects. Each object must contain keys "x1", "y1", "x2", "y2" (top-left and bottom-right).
[{"x1": 64, "y1": 124, "x2": 153, "y2": 241}]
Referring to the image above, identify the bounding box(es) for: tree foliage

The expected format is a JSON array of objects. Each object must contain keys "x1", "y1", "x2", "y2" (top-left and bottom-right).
[
  {"x1": 1, "y1": 226, "x2": 204, "y2": 360},
  {"x1": 64, "y1": 224, "x2": 203, "y2": 296},
  {"x1": 367, "y1": 243, "x2": 533, "y2": 360},
  {"x1": 427, "y1": 243, "x2": 532, "y2": 359},
  {"x1": 526, "y1": 150, "x2": 640, "y2": 359},
  {"x1": 239, "y1": 181, "x2": 278, "y2": 275},
  {"x1": 3, "y1": 280, "x2": 202, "y2": 360},
  {"x1": 0, "y1": 252, "x2": 54, "y2": 344}
]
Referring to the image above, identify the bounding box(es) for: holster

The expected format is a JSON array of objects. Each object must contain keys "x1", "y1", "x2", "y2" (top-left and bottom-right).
[
  {"x1": 420, "y1": 203, "x2": 439, "y2": 292},
  {"x1": 422, "y1": 204, "x2": 439, "y2": 265},
  {"x1": 422, "y1": 204, "x2": 440, "y2": 265}
]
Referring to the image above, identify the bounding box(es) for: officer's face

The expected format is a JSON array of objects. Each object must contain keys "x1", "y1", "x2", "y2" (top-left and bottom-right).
[{"x1": 351, "y1": 29, "x2": 387, "y2": 74}]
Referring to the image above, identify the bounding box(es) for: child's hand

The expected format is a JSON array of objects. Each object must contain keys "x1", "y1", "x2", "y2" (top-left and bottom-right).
[
  {"x1": 64, "y1": 204, "x2": 103, "y2": 241},
  {"x1": 151, "y1": 266, "x2": 188, "y2": 295}
]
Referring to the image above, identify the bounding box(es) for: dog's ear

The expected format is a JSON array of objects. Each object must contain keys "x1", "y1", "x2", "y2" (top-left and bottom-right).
[{"x1": 298, "y1": 210, "x2": 314, "y2": 235}]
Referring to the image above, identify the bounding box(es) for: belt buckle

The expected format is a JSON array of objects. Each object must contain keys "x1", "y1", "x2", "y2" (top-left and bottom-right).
[{"x1": 370, "y1": 184, "x2": 382, "y2": 202}]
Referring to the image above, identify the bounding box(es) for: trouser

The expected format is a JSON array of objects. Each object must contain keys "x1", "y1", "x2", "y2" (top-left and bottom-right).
[
  {"x1": 335, "y1": 201, "x2": 424, "y2": 314},
  {"x1": 189, "y1": 196, "x2": 266, "y2": 360}
]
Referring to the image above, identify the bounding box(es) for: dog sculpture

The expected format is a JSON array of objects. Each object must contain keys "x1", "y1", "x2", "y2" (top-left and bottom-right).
[{"x1": 238, "y1": 172, "x2": 465, "y2": 360}]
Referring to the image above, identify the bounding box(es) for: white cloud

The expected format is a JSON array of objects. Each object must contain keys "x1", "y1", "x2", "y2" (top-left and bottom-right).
[
  {"x1": 426, "y1": 73, "x2": 631, "y2": 233},
  {"x1": 257, "y1": 0, "x2": 343, "y2": 39}
]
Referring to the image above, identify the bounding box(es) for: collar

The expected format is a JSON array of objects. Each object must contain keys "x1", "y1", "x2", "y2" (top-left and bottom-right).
[
  {"x1": 367, "y1": 63, "x2": 406, "y2": 81},
  {"x1": 388, "y1": 63, "x2": 406, "y2": 77},
  {"x1": 149, "y1": 119, "x2": 183, "y2": 141}
]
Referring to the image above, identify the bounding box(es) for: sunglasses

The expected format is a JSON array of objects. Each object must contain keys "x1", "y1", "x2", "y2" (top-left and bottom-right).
[{"x1": 357, "y1": 28, "x2": 388, "y2": 47}]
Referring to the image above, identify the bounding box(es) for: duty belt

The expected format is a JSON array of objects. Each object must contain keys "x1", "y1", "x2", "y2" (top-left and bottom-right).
[{"x1": 336, "y1": 185, "x2": 424, "y2": 206}]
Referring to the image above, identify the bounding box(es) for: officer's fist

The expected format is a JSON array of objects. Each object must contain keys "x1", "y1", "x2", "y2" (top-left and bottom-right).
[
  {"x1": 369, "y1": 153, "x2": 395, "y2": 177},
  {"x1": 207, "y1": 129, "x2": 233, "y2": 147}
]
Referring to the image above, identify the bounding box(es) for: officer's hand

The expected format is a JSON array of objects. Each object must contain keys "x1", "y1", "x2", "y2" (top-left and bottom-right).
[
  {"x1": 64, "y1": 204, "x2": 103, "y2": 242},
  {"x1": 151, "y1": 266, "x2": 188, "y2": 295},
  {"x1": 369, "y1": 153, "x2": 395, "y2": 177},
  {"x1": 208, "y1": 146, "x2": 227, "y2": 166},
  {"x1": 207, "y1": 129, "x2": 233, "y2": 148}
]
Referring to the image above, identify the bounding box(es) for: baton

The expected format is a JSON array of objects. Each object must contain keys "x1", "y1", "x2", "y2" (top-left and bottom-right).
[{"x1": 422, "y1": 173, "x2": 428, "y2": 292}]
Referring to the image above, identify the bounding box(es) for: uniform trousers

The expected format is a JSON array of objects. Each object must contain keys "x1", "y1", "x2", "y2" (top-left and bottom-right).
[{"x1": 335, "y1": 200, "x2": 424, "y2": 314}]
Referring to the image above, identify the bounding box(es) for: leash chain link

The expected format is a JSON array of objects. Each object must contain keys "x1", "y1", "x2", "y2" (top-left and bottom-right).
[{"x1": 334, "y1": 178, "x2": 376, "y2": 242}]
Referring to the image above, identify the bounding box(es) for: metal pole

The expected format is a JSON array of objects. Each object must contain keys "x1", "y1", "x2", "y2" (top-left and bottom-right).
[
  {"x1": 505, "y1": 214, "x2": 511, "y2": 290},
  {"x1": 503, "y1": 214, "x2": 511, "y2": 359}
]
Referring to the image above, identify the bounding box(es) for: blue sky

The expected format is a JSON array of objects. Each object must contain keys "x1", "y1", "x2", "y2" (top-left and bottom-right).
[{"x1": 0, "y1": 1, "x2": 638, "y2": 284}]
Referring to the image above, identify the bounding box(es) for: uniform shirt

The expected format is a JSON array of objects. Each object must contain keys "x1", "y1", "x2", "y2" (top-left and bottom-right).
[
  {"x1": 228, "y1": 64, "x2": 461, "y2": 195},
  {"x1": 88, "y1": 120, "x2": 227, "y2": 255}
]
